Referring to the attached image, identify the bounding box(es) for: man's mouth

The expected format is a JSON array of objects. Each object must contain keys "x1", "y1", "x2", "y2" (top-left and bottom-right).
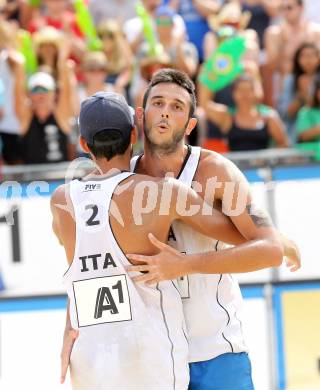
[{"x1": 156, "y1": 122, "x2": 170, "y2": 132}]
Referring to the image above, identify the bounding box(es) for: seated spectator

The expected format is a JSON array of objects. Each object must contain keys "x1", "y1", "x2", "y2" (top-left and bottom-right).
[
  {"x1": 97, "y1": 20, "x2": 133, "y2": 96},
  {"x1": 278, "y1": 42, "x2": 320, "y2": 141},
  {"x1": 296, "y1": 78, "x2": 320, "y2": 142},
  {"x1": 0, "y1": 20, "x2": 23, "y2": 164},
  {"x1": 204, "y1": 75, "x2": 289, "y2": 151},
  {"x1": 14, "y1": 68, "x2": 74, "y2": 164}
]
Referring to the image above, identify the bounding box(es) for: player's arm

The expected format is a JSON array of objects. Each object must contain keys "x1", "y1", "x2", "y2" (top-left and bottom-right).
[
  {"x1": 126, "y1": 162, "x2": 300, "y2": 283},
  {"x1": 50, "y1": 185, "x2": 78, "y2": 383},
  {"x1": 60, "y1": 299, "x2": 79, "y2": 384},
  {"x1": 190, "y1": 155, "x2": 299, "y2": 272},
  {"x1": 50, "y1": 186, "x2": 64, "y2": 245}
]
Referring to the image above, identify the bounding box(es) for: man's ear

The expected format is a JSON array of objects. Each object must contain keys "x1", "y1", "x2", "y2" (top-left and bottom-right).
[
  {"x1": 79, "y1": 136, "x2": 90, "y2": 153},
  {"x1": 185, "y1": 117, "x2": 197, "y2": 136},
  {"x1": 135, "y1": 107, "x2": 144, "y2": 123},
  {"x1": 131, "y1": 126, "x2": 138, "y2": 145}
]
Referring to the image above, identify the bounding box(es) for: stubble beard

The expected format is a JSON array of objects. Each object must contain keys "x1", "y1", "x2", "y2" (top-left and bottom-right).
[{"x1": 143, "y1": 118, "x2": 188, "y2": 156}]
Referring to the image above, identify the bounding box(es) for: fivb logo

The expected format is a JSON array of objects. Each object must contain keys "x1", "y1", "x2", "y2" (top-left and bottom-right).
[{"x1": 84, "y1": 183, "x2": 101, "y2": 192}]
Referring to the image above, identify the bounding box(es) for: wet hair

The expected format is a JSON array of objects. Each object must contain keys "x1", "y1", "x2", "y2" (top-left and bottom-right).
[
  {"x1": 142, "y1": 68, "x2": 196, "y2": 117},
  {"x1": 87, "y1": 130, "x2": 131, "y2": 160},
  {"x1": 292, "y1": 43, "x2": 320, "y2": 92}
]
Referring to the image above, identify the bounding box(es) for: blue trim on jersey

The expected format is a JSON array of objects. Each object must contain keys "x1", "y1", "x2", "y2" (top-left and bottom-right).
[{"x1": 0, "y1": 296, "x2": 67, "y2": 312}]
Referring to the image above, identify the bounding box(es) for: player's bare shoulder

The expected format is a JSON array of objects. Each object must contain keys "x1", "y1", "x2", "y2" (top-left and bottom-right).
[
  {"x1": 51, "y1": 183, "x2": 71, "y2": 214},
  {"x1": 195, "y1": 148, "x2": 246, "y2": 184}
]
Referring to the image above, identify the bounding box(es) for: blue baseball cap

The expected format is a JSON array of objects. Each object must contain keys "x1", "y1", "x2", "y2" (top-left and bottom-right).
[{"x1": 79, "y1": 92, "x2": 134, "y2": 145}]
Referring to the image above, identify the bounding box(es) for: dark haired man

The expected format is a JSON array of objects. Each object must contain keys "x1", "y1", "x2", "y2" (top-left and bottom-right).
[
  {"x1": 52, "y1": 91, "x2": 257, "y2": 388},
  {"x1": 59, "y1": 76, "x2": 300, "y2": 388},
  {"x1": 125, "y1": 69, "x2": 300, "y2": 389}
]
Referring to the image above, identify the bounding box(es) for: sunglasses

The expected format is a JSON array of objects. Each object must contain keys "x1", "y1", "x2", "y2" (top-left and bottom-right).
[
  {"x1": 30, "y1": 86, "x2": 51, "y2": 94},
  {"x1": 156, "y1": 18, "x2": 173, "y2": 27}
]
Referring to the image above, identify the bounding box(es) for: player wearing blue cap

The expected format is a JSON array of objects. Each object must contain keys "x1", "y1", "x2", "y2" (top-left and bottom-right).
[{"x1": 52, "y1": 91, "x2": 254, "y2": 389}]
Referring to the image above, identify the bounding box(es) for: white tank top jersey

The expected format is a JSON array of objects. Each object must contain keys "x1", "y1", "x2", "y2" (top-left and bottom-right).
[
  {"x1": 131, "y1": 146, "x2": 248, "y2": 363},
  {"x1": 63, "y1": 172, "x2": 189, "y2": 390}
]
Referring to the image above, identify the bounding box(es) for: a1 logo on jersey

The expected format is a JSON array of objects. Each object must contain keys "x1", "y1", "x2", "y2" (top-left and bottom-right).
[{"x1": 73, "y1": 274, "x2": 132, "y2": 327}]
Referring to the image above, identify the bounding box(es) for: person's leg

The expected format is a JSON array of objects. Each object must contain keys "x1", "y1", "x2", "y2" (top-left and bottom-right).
[{"x1": 189, "y1": 352, "x2": 254, "y2": 390}]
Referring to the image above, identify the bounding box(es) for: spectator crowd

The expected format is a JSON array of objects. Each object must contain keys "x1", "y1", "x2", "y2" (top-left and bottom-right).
[{"x1": 1, "y1": 0, "x2": 320, "y2": 165}]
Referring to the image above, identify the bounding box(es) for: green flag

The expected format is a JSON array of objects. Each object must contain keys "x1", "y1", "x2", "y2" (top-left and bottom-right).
[
  {"x1": 17, "y1": 29, "x2": 38, "y2": 76},
  {"x1": 74, "y1": 0, "x2": 102, "y2": 51},
  {"x1": 199, "y1": 35, "x2": 246, "y2": 92},
  {"x1": 135, "y1": 2, "x2": 163, "y2": 57}
]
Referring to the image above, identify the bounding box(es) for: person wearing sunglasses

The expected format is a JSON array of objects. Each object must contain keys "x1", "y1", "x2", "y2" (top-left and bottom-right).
[{"x1": 13, "y1": 68, "x2": 74, "y2": 164}]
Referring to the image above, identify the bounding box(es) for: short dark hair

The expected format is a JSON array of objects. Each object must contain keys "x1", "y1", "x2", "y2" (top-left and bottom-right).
[
  {"x1": 87, "y1": 129, "x2": 131, "y2": 160},
  {"x1": 142, "y1": 69, "x2": 196, "y2": 117},
  {"x1": 292, "y1": 43, "x2": 320, "y2": 92}
]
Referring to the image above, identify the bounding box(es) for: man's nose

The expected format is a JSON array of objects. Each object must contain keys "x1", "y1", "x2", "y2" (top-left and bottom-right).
[{"x1": 161, "y1": 113, "x2": 169, "y2": 119}]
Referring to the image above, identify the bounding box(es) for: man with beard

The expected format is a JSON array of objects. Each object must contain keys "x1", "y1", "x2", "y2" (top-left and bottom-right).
[
  {"x1": 55, "y1": 91, "x2": 254, "y2": 389},
  {"x1": 125, "y1": 69, "x2": 300, "y2": 389},
  {"x1": 61, "y1": 70, "x2": 300, "y2": 389}
]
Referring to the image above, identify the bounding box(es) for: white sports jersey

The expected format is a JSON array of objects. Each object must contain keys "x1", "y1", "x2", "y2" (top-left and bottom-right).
[
  {"x1": 64, "y1": 172, "x2": 189, "y2": 389},
  {"x1": 131, "y1": 146, "x2": 248, "y2": 363}
]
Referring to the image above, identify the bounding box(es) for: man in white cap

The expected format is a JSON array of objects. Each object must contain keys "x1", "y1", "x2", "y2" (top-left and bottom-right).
[{"x1": 14, "y1": 69, "x2": 73, "y2": 164}]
